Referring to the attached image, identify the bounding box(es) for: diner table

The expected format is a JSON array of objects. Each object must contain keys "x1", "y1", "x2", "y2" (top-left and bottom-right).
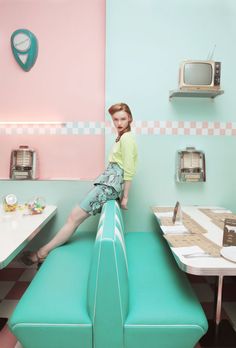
[
  {"x1": 0, "y1": 204, "x2": 57, "y2": 269},
  {"x1": 153, "y1": 205, "x2": 236, "y2": 347}
]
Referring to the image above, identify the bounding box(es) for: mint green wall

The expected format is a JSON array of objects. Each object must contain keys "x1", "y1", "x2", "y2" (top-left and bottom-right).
[
  {"x1": 0, "y1": 181, "x2": 99, "y2": 249},
  {"x1": 106, "y1": 0, "x2": 236, "y2": 232}
]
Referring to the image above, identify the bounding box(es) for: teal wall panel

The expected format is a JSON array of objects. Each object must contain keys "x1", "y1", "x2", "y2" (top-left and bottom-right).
[{"x1": 106, "y1": 0, "x2": 236, "y2": 231}]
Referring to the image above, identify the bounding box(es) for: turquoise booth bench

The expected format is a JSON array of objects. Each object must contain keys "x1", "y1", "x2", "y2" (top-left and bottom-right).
[{"x1": 9, "y1": 200, "x2": 208, "y2": 348}]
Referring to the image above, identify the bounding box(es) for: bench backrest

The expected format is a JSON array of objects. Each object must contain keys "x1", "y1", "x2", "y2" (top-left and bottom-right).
[{"x1": 87, "y1": 200, "x2": 128, "y2": 348}]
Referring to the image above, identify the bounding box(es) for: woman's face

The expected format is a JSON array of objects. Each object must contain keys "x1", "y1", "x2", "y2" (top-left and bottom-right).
[{"x1": 111, "y1": 111, "x2": 131, "y2": 133}]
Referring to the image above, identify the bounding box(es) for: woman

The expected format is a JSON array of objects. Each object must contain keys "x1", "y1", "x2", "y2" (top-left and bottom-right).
[{"x1": 22, "y1": 102, "x2": 138, "y2": 265}]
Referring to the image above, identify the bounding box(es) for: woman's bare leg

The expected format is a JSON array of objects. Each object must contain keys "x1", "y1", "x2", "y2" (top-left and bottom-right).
[{"x1": 36, "y1": 206, "x2": 89, "y2": 259}]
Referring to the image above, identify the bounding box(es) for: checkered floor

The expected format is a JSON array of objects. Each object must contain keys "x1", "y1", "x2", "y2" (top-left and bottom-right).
[
  {"x1": 0, "y1": 258, "x2": 37, "y2": 348},
  {"x1": 0, "y1": 256, "x2": 236, "y2": 348}
]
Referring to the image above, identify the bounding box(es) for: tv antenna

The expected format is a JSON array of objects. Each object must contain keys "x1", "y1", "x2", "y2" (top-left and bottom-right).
[{"x1": 207, "y1": 44, "x2": 216, "y2": 60}]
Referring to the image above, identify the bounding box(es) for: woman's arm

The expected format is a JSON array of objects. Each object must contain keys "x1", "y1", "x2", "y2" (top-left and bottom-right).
[
  {"x1": 119, "y1": 133, "x2": 137, "y2": 209},
  {"x1": 121, "y1": 180, "x2": 132, "y2": 210}
]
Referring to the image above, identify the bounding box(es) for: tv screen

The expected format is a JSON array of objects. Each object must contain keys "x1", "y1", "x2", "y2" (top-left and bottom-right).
[{"x1": 184, "y1": 63, "x2": 212, "y2": 85}]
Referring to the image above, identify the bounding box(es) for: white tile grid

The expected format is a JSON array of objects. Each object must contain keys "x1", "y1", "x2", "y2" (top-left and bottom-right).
[
  {"x1": 147, "y1": 121, "x2": 155, "y2": 127},
  {"x1": 165, "y1": 128, "x2": 172, "y2": 135},
  {"x1": 153, "y1": 128, "x2": 160, "y2": 135},
  {"x1": 189, "y1": 128, "x2": 197, "y2": 135},
  {"x1": 184, "y1": 121, "x2": 191, "y2": 128},
  {"x1": 178, "y1": 128, "x2": 185, "y2": 136},
  {"x1": 0, "y1": 121, "x2": 236, "y2": 135},
  {"x1": 141, "y1": 127, "x2": 148, "y2": 135}
]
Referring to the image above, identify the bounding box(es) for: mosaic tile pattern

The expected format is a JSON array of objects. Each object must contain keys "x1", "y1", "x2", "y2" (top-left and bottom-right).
[
  {"x1": 0, "y1": 258, "x2": 236, "y2": 348},
  {"x1": 1, "y1": 120, "x2": 236, "y2": 136}
]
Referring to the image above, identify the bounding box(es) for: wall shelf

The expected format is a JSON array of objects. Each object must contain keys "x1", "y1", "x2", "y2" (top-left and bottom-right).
[{"x1": 169, "y1": 89, "x2": 224, "y2": 100}]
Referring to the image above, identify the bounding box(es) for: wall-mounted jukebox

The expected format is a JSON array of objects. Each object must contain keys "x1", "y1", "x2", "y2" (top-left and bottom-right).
[{"x1": 176, "y1": 147, "x2": 206, "y2": 183}]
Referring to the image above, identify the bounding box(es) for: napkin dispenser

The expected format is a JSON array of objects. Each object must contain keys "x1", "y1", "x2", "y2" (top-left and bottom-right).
[{"x1": 176, "y1": 147, "x2": 206, "y2": 183}]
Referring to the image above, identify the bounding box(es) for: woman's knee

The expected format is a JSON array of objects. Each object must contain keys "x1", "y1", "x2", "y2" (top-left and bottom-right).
[{"x1": 67, "y1": 206, "x2": 89, "y2": 226}]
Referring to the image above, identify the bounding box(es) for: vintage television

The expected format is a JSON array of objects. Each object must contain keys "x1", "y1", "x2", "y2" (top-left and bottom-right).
[{"x1": 179, "y1": 60, "x2": 221, "y2": 90}]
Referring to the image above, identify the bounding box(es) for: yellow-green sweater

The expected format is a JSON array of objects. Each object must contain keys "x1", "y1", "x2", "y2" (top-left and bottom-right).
[{"x1": 109, "y1": 132, "x2": 138, "y2": 180}]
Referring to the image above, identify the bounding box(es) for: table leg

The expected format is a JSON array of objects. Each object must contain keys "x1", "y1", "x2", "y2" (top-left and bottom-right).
[
  {"x1": 201, "y1": 275, "x2": 236, "y2": 347},
  {"x1": 215, "y1": 275, "x2": 223, "y2": 326}
]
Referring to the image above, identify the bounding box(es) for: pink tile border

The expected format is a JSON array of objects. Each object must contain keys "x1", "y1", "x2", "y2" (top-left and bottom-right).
[{"x1": 0, "y1": 120, "x2": 236, "y2": 136}]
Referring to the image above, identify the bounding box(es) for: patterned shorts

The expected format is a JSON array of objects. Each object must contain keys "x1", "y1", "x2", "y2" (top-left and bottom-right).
[{"x1": 79, "y1": 184, "x2": 120, "y2": 216}]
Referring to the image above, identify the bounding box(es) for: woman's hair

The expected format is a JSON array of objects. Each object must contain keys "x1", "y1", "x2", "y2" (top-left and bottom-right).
[
  {"x1": 108, "y1": 103, "x2": 133, "y2": 122},
  {"x1": 108, "y1": 103, "x2": 133, "y2": 142}
]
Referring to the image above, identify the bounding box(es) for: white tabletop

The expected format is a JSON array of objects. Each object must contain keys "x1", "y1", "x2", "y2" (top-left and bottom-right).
[
  {"x1": 154, "y1": 206, "x2": 236, "y2": 276},
  {"x1": 0, "y1": 205, "x2": 57, "y2": 269}
]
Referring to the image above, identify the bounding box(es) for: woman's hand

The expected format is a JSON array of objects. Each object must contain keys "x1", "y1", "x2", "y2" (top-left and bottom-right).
[
  {"x1": 121, "y1": 196, "x2": 128, "y2": 210},
  {"x1": 121, "y1": 181, "x2": 131, "y2": 210}
]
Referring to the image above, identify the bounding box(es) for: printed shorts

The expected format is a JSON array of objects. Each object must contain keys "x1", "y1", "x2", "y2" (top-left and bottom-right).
[{"x1": 79, "y1": 184, "x2": 120, "y2": 216}]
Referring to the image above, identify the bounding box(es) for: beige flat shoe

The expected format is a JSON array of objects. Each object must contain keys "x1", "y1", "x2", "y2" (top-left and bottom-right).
[{"x1": 21, "y1": 251, "x2": 46, "y2": 266}]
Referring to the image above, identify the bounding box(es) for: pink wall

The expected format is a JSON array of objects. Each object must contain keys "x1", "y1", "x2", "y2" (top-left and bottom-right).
[{"x1": 0, "y1": 0, "x2": 105, "y2": 179}]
